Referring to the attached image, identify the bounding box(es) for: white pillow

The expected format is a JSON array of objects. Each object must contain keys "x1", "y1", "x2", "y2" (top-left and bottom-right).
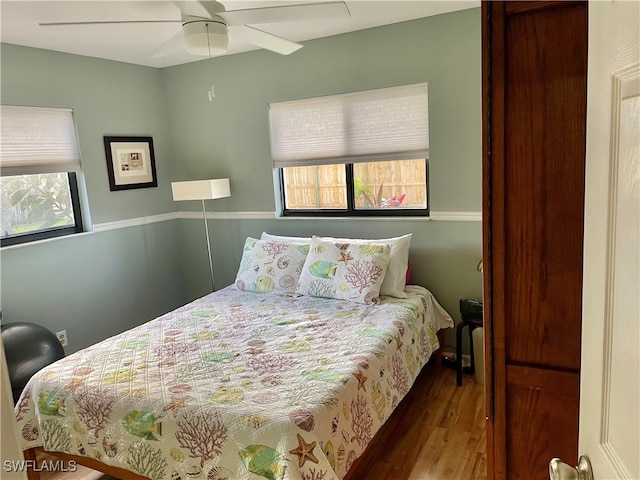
[
  {"x1": 296, "y1": 237, "x2": 391, "y2": 305},
  {"x1": 235, "y1": 237, "x2": 310, "y2": 295},
  {"x1": 261, "y1": 232, "x2": 312, "y2": 243},
  {"x1": 314, "y1": 234, "x2": 411, "y2": 298}
]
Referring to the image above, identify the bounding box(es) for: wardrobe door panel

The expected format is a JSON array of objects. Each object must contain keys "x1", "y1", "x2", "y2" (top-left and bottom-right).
[{"x1": 483, "y1": 2, "x2": 587, "y2": 478}]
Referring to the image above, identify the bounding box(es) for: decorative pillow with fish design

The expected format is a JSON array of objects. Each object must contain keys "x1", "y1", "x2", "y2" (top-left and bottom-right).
[
  {"x1": 313, "y1": 233, "x2": 412, "y2": 298},
  {"x1": 234, "y1": 237, "x2": 310, "y2": 295},
  {"x1": 296, "y1": 237, "x2": 391, "y2": 305}
]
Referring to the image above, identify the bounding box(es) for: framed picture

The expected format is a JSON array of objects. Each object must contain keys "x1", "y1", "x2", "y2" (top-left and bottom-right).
[{"x1": 104, "y1": 136, "x2": 157, "y2": 191}]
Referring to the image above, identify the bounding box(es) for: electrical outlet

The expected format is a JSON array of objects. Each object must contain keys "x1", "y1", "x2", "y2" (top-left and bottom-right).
[{"x1": 56, "y1": 330, "x2": 68, "y2": 347}]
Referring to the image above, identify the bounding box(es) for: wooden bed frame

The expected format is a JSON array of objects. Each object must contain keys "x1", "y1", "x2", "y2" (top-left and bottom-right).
[{"x1": 24, "y1": 447, "x2": 149, "y2": 480}]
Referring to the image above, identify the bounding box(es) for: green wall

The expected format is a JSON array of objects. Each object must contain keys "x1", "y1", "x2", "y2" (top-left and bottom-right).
[
  {"x1": 0, "y1": 44, "x2": 186, "y2": 353},
  {"x1": 163, "y1": 9, "x2": 481, "y2": 213},
  {"x1": 0, "y1": 44, "x2": 176, "y2": 223},
  {"x1": 1, "y1": 223, "x2": 184, "y2": 350},
  {"x1": 1, "y1": 7, "x2": 482, "y2": 354}
]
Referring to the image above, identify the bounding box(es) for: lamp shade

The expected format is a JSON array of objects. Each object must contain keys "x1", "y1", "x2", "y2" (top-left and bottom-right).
[{"x1": 171, "y1": 178, "x2": 231, "y2": 201}]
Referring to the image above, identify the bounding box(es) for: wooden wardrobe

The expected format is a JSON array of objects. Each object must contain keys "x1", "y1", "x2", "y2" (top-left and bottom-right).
[{"x1": 482, "y1": 2, "x2": 587, "y2": 479}]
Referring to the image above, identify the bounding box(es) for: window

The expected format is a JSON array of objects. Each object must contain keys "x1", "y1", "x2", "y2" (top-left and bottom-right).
[
  {"x1": 0, "y1": 106, "x2": 84, "y2": 246},
  {"x1": 269, "y1": 83, "x2": 429, "y2": 216},
  {"x1": 281, "y1": 160, "x2": 428, "y2": 214}
]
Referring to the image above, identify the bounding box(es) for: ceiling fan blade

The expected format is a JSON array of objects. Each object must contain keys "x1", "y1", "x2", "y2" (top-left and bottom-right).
[
  {"x1": 151, "y1": 30, "x2": 185, "y2": 58},
  {"x1": 233, "y1": 25, "x2": 303, "y2": 55},
  {"x1": 39, "y1": 20, "x2": 180, "y2": 27},
  {"x1": 220, "y1": 1, "x2": 350, "y2": 27},
  {"x1": 171, "y1": 1, "x2": 222, "y2": 19}
]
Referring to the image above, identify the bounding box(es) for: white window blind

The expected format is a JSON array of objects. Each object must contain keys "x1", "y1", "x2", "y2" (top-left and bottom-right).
[
  {"x1": 0, "y1": 105, "x2": 81, "y2": 176},
  {"x1": 269, "y1": 83, "x2": 429, "y2": 168}
]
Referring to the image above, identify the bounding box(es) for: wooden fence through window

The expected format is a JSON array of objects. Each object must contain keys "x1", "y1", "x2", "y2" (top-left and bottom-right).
[{"x1": 284, "y1": 159, "x2": 427, "y2": 209}]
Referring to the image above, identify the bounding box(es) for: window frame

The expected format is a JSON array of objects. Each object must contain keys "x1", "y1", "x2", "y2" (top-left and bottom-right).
[
  {"x1": 0, "y1": 172, "x2": 84, "y2": 247},
  {"x1": 279, "y1": 160, "x2": 430, "y2": 217},
  {"x1": 1, "y1": 105, "x2": 86, "y2": 247}
]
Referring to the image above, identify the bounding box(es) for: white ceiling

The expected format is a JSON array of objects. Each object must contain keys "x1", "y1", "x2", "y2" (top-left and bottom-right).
[{"x1": 0, "y1": 0, "x2": 479, "y2": 68}]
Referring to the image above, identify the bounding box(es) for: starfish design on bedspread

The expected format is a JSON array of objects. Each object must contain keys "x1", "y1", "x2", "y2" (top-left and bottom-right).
[
  {"x1": 353, "y1": 370, "x2": 368, "y2": 391},
  {"x1": 163, "y1": 396, "x2": 189, "y2": 417},
  {"x1": 289, "y1": 433, "x2": 319, "y2": 467},
  {"x1": 67, "y1": 378, "x2": 85, "y2": 391}
]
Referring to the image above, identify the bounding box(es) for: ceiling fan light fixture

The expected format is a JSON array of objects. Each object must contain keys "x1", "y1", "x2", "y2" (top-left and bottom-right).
[{"x1": 182, "y1": 20, "x2": 228, "y2": 57}]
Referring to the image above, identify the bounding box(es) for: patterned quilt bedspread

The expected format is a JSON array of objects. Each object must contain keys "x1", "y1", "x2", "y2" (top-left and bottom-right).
[{"x1": 16, "y1": 285, "x2": 453, "y2": 480}]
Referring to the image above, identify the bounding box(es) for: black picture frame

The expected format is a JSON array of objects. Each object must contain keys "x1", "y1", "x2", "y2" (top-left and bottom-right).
[{"x1": 104, "y1": 136, "x2": 157, "y2": 191}]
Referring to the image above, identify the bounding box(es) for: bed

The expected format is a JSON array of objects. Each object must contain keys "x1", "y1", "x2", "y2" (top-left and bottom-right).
[{"x1": 15, "y1": 235, "x2": 454, "y2": 480}]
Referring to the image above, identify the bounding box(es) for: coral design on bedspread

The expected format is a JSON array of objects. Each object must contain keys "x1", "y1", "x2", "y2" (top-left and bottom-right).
[{"x1": 15, "y1": 285, "x2": 453, "y2": 480}]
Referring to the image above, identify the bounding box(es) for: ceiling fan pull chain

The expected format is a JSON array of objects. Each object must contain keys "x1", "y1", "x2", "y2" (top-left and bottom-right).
[{"x1": 205, "y1": 22, "x2": 215, "y2": 102}]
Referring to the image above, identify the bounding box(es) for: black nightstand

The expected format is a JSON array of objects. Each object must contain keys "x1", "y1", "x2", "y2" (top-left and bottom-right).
[{"x1": 457, "y1": 298, "x2": 483, "y2": 386}]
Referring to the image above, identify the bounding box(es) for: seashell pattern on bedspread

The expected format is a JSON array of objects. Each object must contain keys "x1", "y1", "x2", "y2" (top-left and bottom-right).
[{"x1": 15, "y1": 285, "x2": 453, "y2": 480}]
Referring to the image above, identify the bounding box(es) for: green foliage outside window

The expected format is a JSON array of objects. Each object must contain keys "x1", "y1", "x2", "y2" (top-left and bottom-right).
[{"x1": 0, "y1": 173, "x2": 75, "y2": 238}]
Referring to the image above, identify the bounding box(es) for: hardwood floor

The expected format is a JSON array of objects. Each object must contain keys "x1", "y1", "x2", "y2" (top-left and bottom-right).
[
  {"x1": 348, "y1": 363, "x2": 486, "y2": 480},
  {"x1": 40, "y1": 365, "x2": 485, "y2": 480}
]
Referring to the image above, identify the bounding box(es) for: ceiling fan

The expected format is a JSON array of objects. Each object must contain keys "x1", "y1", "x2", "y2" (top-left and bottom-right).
[{"x1": 39, "y1": 1, "x2": 351, "y2": 58}]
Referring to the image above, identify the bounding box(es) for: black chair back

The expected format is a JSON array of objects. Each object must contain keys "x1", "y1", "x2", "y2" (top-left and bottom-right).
[{"x1": 1, "y1": 322, "x2": 65, "y2": 404}]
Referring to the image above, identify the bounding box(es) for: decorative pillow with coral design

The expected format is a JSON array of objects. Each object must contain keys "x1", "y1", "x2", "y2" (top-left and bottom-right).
[
  {"x1": 235, "y1": 237, "x2": 310, "y2": 295},
  {"x1": 314, "y1": 233, "x2": 412, "y2": 298},
  {"x1": 296, "y1": 237, "x2": 391, "y2": 305}
]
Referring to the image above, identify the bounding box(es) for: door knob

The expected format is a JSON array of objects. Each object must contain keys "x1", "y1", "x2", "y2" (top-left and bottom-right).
[{"x1": 549, "y1": 456, "x2": 594, "y2": 480}]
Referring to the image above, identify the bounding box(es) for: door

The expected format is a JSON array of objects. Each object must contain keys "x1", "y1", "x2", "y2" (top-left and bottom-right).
[
  {"x1": 482, "y1": 2, "x2": 587, "y2": 478},
  {"x1": 567, "y1": 1, "x2": 639, "y2": 478}
]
